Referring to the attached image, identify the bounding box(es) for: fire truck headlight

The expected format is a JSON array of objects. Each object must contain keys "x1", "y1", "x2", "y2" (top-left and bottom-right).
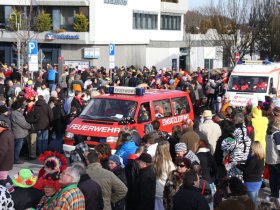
[
  {"x1": 65, "y1": 132, "x2": 74, "y2": 139},
  {"x1": 106, "y1": 136, "x2": 118, "y2": 143}
]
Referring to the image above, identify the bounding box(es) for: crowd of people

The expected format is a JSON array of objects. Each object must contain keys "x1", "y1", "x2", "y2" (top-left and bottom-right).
[{"x1": 0, "y1": 63, "x2": 279, "y2": 210}]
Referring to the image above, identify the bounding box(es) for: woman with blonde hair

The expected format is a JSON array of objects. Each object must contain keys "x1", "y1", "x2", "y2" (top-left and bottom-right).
[
  {"x1": 153, "y1": 140, "x2": 175, "y2": 210},
  {"x1": 237, "y1": 141, "x2": 265, "y2": 204}
]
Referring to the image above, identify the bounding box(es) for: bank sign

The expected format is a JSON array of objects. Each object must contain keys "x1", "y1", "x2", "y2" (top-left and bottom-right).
[
  {"x1": 104, "y1": 0, "x2": 127, "y2": 5},
  {"x1": 45, "y1": 33, "x2": 80, "y2": 40}
]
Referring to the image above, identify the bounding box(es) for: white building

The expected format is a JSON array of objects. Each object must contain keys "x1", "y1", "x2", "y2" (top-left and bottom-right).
[
  {"x1": 184, "y1": 29, "x2": 224, "y2": 72},
  {"x1": 0, "y1": 0, "x2": 188, "y2": 70}
]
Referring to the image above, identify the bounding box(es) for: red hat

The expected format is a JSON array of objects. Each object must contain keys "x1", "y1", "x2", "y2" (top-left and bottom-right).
[{"x1": 38, "y1": 151, "x2": 67, "y2": 173}]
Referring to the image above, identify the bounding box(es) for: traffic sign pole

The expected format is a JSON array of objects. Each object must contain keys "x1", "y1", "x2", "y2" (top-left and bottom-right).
[{"x1": 109, "y1": 43, "x2": 115, "y2": 81}]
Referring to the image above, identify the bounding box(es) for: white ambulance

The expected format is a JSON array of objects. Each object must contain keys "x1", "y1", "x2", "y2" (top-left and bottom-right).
[{"x1": 226, "y1": 60, "x2": 280, "y2": 107}]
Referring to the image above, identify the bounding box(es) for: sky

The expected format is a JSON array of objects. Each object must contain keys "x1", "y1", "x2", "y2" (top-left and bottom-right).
[{"x1": 188, "y1": 0, "x2": 215, "y2": 10}]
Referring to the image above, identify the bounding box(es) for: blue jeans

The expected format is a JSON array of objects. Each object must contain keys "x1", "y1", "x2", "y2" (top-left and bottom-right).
[
  {"x1": 247, "y1": 191, "x2": 259, "y2": 204},
  {"x1": 49, "y1": 84, "x2": 56, "y2": 93},
  {"x1": 14, "y1": 138, "x2": 25, "y2": 161},
  {"x1": 49, "y1": 132, "x2": 64, "y2": 153},
  {"x1": 37, "y1": 130, "x2": 49, "y2": 155}
]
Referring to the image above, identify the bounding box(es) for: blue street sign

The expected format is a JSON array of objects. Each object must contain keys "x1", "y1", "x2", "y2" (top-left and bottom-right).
[
  {"x1": 109, "y1": 43, "x2": 115, "y2": 56},
  {"x1": 28, "y1": 40, "x2": 38, "y2": 55}
]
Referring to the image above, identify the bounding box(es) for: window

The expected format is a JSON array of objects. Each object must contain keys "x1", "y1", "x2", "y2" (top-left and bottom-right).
[
  {"x1": 133, "y1": 11, "x2": 158, "y2": 30},
  {"x1": 138, "y1": 102, "x2": 151, "y2": 123},
  {"x1": 204, "y1": 59, "x2": 213, "y2": 70},
  {"x1": 160, "y1": 14, "x2": 181, "y2": 30},
  {"x1": 227, "y1": 75, "x2": 269, "y2": 93},
  {"x1": 48, "y1": 6, "x2": 89, "y2": 31},
  {"x1": 172, "y1": 97, "x2": 190, "y2": 116},
  {"x1": 153, "y1": 99, "x2": 172, "y2": 119}
]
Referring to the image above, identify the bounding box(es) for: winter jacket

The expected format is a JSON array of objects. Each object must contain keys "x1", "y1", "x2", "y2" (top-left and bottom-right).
[
  {"x1": 221, "y1": 125, "x2": 251, "y2": 163},
  {"x1": 221, "y1": 124, "x2": 251, "y2": 177},
  {"x1": 71, "y1": 96, "x2": 84, "y2": 115},
  {"x1": 111, "y1": 167, "x2": 127, "y2": 210},
  {"x1": 163, "y1": 170, "x2": 184, "y2": 210},
  {"x1": 125, "y1": 157, "x2": 140, "y2": 210},
  {"x1": 199, "y1": 119, "x2": 222, "y2": 152},
  {"x1": 252, "y1": 107, "x2": 268, "y2": 152},
  {"x1": 0, "y1": 114, "x2": 11, "y2": 130},
  {"x1": 24, "y1": 105, "x2": 39, "y2": 133},
  {"x1": 10, "y1": 110, "x2": 31, "y2": 139},
  {"x1": 115, "y1": 141, "x2": 138, "y2": 165},
  {"x1": 196, "y1": 148, "x2": 217, "y2": 183},
  {"x1": 34, "y1": 99, "x2": 53, "y2": 130},
  {"x1": 180, "y1": 127, "x2": 200, "y2": 153},
  {"x1": 266, "y1": 130, "x2": 280, "y2": 165},
  {"x1": 86, "y1": 162, "x2": 128, "y2": 210},
  {"x1": 78, "y1": 173, "x2": 104, "y2": 210},
  {"x1": 0, "y1": 129, "x2": 14, "y2": 171},
  {"x1": 237, "y1": 155, "x2": 264, "y2": 182},
  {"x1": 52, "y1": 105, "x2": 66, "y2": 133},
  {"x1": 131, "y1": 165, "x2": 156, "y2": 210},
  {"x1": 173, "y1": 186, "x2": 210, "y2": 210}
]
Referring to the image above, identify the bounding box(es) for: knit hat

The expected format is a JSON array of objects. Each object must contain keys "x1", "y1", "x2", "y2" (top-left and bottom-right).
[
  {"x1": 175, "y1": 143, "x2": 187, "y2": 152},
  {"x1": 0, "y1": 120, "x2": 8, "y2": 129},
  {"x1": 109, "y1": 155, "x2": 124, "y2": 168},
  {"x1": 0, "y1": 105, "x2": 8, "y2": 114},
  {"x1": 137, "y1": 153, "x2": 153, "y2": 164},
  {"x1": 12, "y1": 169, "x2": 37, "y2": 188}
]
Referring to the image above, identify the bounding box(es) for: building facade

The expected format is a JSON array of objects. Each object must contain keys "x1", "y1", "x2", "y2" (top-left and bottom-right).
[{"x1": 0, "y1": 0, "x2": 188, "y2": 70}]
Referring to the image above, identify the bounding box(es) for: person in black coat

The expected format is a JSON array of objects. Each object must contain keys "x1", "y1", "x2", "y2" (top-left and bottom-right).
[
  {"x1": 72, "y1": 162, "x2": 104, "y2": 210},
  {"x1": 173, "y1": 170, "x2": 210, "y2": 210},
  {"x1": 131, "y1": 153, "x2": 156, "y2": 210},
  {"x1": 71, "y1": 90, "x2": 85, "y2": 115},
  {"x1": 125, "y1": 154, "x2": 140, "y2": 210},
  {"x1": 214, "y1": 120, "x2": 235, "y2": 179},
  {"x1": 236, "y1": 141, "x2": 265, "y2": 204},
  {"x1": 196, "y1": 134, "x2": 217, "y2": 184},
  {"x1": 108, "y1": 155, "x2": 127, "y2": 210},
  {"x1": 34, "y1": 95, "x2": 53, "y2": 155},
  {"x1": 24, "y1": 99, "x2": 40, "y2": 159},
  {"x1": 49, "y1": 99, "x2": 66, "y2": 153}
]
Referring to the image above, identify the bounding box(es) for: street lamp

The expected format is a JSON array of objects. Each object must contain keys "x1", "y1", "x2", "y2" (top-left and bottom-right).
[{"x1": 9, "y1": 12, "x2": 21, "y2": 70}]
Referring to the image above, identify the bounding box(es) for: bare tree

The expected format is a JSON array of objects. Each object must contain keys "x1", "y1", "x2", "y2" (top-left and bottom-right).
[
  {"x1": 201, "y1": 0, "x2": 257, "y2": 66},
  {"x1": 251, "y1": 0, "x2": 280, "y2": 61},
  {"x1": 8, "y1": 1, "x2": 40, "y2": 67}
]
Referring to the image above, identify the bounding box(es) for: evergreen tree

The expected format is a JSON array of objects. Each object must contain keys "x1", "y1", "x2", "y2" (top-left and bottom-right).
[
  {"x1": 35, "y1": 10, "x2": 52, "y2": 32},
  {"x1": 74, "y1": 13, "x2": 89, "y2": 32}
]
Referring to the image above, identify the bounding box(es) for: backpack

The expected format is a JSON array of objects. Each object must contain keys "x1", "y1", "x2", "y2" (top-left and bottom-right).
[{"x1": 47, "y1": 69, "x2": 56, "y2": 81}]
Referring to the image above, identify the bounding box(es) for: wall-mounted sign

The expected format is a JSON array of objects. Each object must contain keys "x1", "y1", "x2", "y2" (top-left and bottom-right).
[
  {"x1": 65, "y1": 60, "x2": 90, "y2": 70},
  {"x1": 84, "y1": 48, "x2": 100, "y2": 59},
  {"x1": 104, "y1": 0, "x2": 128, "y2": 6},
  {"x1": 45, "y1": 33, "x2": 80, "y2": 40}
]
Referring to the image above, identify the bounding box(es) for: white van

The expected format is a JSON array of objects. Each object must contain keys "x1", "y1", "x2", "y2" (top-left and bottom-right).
[{"x1": 226, "y1": 60, "x2": 280, "y2": 107}]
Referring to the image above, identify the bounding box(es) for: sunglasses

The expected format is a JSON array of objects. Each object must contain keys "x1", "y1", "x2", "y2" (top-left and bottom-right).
[{"x1": 177, "y1": 164, "x2": 186, "y2": 168}]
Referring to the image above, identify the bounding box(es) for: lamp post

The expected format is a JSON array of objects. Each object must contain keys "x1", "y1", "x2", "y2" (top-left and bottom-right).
[{"x1": 9, "y1": 12, "x2": 21, "y2": 70}]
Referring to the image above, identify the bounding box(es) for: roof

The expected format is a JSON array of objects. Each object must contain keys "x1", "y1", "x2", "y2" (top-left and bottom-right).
[
  {"x1": 232, "y1": 63, "x2": 280, "y2": 75},
  {"x1": 94, "y1": 89, "x2": 187, "y2": 102}
]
